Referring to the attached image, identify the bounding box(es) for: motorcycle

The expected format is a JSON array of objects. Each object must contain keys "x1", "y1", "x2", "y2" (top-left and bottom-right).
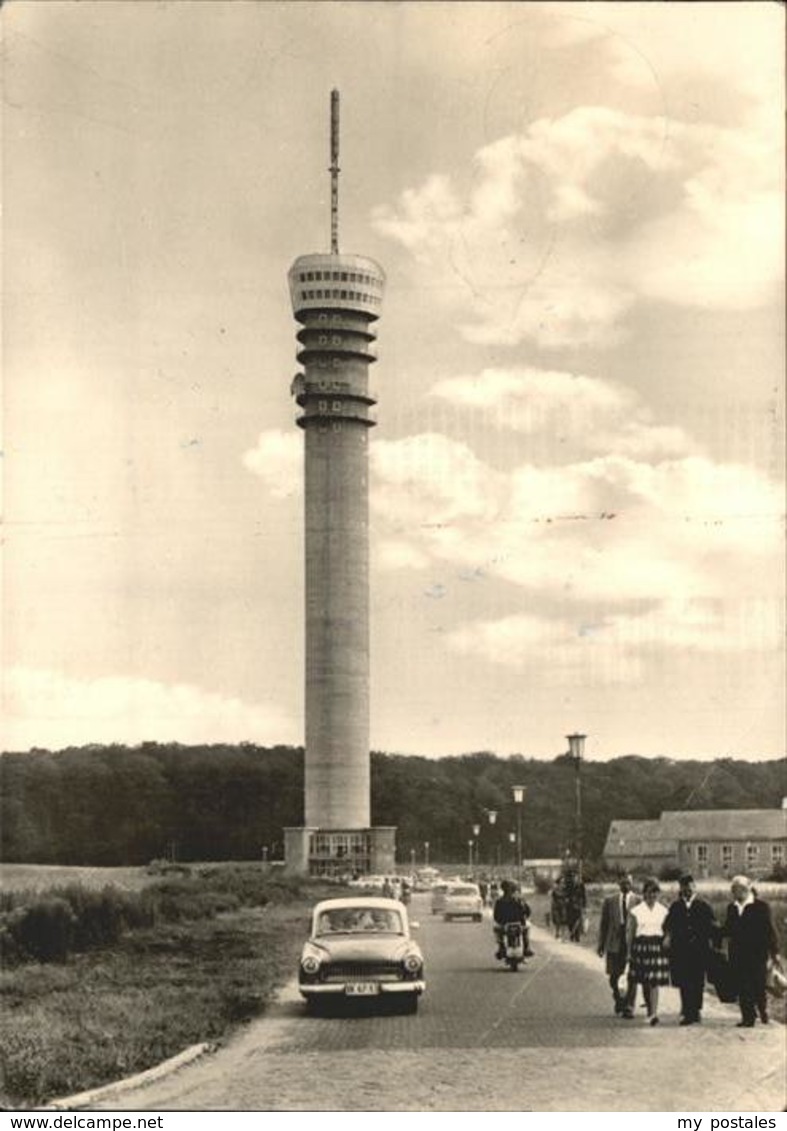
[{"x1": 498, "y1": 921, "x2": 526, "y2": 971}]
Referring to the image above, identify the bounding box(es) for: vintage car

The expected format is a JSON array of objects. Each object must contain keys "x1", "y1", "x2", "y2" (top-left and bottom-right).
[
  {"x1": 442, "y1": 882, "x2": 484, "y2": 921},
  {"x1": 298, "y1": 897, "x2": 425, "y2": 1013}
]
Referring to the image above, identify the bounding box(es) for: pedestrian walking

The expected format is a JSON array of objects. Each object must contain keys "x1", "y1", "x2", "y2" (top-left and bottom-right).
[
  {"x1": 626, "y1": 878, "x2": 670, "y2": 1026},
  {"x1": 663, "y1": 873, "x2": 718, "y2": 1025},
  {"x1": 563, "y1": 869, "x2": 587, "y2": 943},
  {"x1": 597, "y1": 874, "x2": 638, "y2": 1017},
  {"x1": 550, "y1": 877, "x2": 567, "y2": 941},
  {"x1": 721, "y1": 875, "x2": 782, "y2": 1027}
]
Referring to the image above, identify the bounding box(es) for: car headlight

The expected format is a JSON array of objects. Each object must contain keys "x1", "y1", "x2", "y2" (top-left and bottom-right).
[
  {"x1": 403, "y1": 952, "x2": 422, "y2": 973},
  {"x1": 300, "y1": 942, "x2": 325, "y2": 975}
]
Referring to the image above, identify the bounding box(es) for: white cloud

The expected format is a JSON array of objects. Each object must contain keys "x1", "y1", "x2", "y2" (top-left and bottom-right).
[
  {"x1": 2, "y1": 667, "x2": 297, "y2": 751},
  {"x1": 374, "y1": 104, "x2": 783, "y2": 347},
  {"x1": 430, "y1": 365, "x2": 692, "y2": 458},
  {"x1": 446, "y1": 596, "x2": 782, "y2": 684},
  {"x1": 242, "y1": 430, "x2": 301, "y2": 498},
  {"x1": 371, "y1": 432, "x2": 505, "y2": 529},
  {"x1": 369, "y1": 431, "x2": 783, "y2": 605}
]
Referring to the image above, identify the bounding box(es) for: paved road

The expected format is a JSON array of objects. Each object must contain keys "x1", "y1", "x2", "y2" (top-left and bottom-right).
[{"x1": 98, "y1": 895, "x2": 785, "y2": 1112}]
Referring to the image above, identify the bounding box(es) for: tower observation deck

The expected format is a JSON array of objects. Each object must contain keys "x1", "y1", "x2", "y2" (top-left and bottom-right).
[{"x1": 283, "y1": 93, "x2": 393, "y2": 875}]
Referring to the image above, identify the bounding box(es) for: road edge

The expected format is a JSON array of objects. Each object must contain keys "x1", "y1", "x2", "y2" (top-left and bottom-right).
[{"x1": 46, "y1": 1043, "x2": 213, "y2": 1111}]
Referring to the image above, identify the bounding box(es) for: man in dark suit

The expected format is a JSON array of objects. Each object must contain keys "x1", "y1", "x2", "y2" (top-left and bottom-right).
[
  {"x1": 663, "y1": 873, "x2": 718, "y2": 1025},
  {"x1": 722, "y1": 875, "x2": 782, "y2": 1027},
  {"x1": 597, "y1": 874, "x2": 638, "y2": 1017}
]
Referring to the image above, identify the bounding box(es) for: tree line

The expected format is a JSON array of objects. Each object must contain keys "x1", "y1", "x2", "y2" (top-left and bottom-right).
[{"x1": 1, "y1": 743, "x2": 783, "y2": 867}]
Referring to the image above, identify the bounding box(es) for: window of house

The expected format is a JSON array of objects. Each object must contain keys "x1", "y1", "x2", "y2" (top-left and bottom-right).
[
  {"x1": 746, "y1": 843, "x2": 760, "y2": 868},
  {"x1": 318, "y1": 400, "x2": 328, "y2": 412},
  {"x1": 696, "y1": 844, "x2": 708, "y2": 865},
  {"x1": 772, "y1": 844, "x2": 784, "y2": 865},
  {"x1": 721, "y1": 844, "x2": 733, "y2": 868},
  {"x1": 332, "y1": 401, "x2": 341, "y2": 412}
]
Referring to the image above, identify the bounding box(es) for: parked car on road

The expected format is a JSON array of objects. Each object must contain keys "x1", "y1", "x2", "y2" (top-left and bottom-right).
[
  {"x1": 442, "y1": 882, "x2": 484, "y2": 921},
  {"x1": 298, "y1": 897, "x2": 425, "y2": 1014}
]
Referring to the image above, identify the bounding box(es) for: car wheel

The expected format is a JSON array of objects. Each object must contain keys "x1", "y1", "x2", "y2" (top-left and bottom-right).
[
  {"x1": 398, "y1": 994, "x2": 418, "y2": 1015},
  {"x1": 473, "y1": 914, "x2": 483, "y2": 922}
]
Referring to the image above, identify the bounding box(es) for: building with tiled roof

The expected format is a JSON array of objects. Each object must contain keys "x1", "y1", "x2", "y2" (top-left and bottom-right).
[{"x1": 603, "y1": 806, "x2": 786, "y2": 878}]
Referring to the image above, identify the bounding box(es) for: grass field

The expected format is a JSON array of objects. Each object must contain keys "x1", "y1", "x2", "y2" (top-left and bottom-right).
[
  {"x1": 0, "y1": 863, "x2": 339, "y2": 1108},
  {"x1": 0, "y1": 864, "x2": 155, "y2": 895}
]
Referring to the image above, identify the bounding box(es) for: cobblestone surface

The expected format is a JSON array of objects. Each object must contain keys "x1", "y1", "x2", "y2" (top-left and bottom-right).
[{"x1": 97, "y1": 896, "x2": 786, "y2": 1112}]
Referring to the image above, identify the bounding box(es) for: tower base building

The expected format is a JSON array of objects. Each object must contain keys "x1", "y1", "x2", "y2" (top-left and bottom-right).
[{"x1": 284, "y1": 827, "x2": 397, "y2": 878}]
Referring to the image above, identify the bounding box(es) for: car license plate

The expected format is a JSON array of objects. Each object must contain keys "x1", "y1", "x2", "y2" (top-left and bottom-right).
[{"x1": 345, "y1": 982, "x2": 379, "y2": 996}]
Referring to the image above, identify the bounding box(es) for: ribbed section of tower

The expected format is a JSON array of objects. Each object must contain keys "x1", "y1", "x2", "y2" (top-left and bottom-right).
[{"x1": 288, "y1": 252, "x2": 385, "y2": 829}]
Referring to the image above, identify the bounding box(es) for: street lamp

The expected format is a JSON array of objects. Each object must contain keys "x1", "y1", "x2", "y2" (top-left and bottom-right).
[
  {"x1": 472, "y1": 824, "x2": 481, "y2": 870},
  {"x1": 567, "y1": 733, "x2": 586, "y2": 883},
  {"x1": 485, "y1": 810, "x2": 498, "y2": 871},
  {"x1": 512, "y1": 784, "x2": 526, "y2": 883},
  {"x1": 424, "y1": 841, "x2": 430, "y2": 867}
]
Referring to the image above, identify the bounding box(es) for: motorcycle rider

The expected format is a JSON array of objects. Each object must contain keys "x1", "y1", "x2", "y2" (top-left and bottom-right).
[{"x1": 493, "y1": 879, "x2": 532, "y2": 960}]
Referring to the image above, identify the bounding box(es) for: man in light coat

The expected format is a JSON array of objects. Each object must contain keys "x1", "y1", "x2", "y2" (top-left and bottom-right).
[{"x1": 597, "y1": 874, "x2": 638, "y2": 1017}]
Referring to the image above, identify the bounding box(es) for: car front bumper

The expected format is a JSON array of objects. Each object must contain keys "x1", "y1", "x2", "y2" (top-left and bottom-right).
[{"x1": 299, "y1": 980, "x2": 425, "y2": 997}]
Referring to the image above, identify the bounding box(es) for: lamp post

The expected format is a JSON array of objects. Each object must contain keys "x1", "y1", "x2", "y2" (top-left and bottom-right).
[
  {"x1": 567, "y1": 733, "x2": 586, "y2": 883},
  {"x1": 424, "y1": 841, "x2": 430, "y2": 867},
  {"x1": 512, "y1": 784, "x2": 526, "y2": 883},
  {"x1": 467, "y1": 838, "x2": 474, "y2": 871},
  {"x1": 472, "y1": 824, "x2": 481, "y2": 871},
  {"x1": 485, "y1": 809, "x2": 498, "y2": 873},
  {"x1": 508, "y1": 830, "x2": 516, "y2": 867}
]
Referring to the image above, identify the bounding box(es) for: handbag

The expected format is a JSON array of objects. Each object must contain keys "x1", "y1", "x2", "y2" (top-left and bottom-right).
[{"x1": 765, "y1": 961, "x2": 787, "y2": 999}]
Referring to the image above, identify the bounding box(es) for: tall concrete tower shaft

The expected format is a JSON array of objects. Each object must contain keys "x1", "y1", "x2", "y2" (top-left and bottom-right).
[
  {"x1": 288, "y1": 255, "x2": 384, "y2": 826},
  {"x1": 286, "y1": 91, "x2": 386, "y2": 844}
]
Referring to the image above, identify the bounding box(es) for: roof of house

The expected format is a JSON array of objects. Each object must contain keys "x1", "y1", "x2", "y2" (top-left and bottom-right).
[
  {"x1": 604, "y1": 820, "x2": 678, "y2": 857},
  {"x1": 659, "y1": 809, "x2": 786, "y2": 840}
]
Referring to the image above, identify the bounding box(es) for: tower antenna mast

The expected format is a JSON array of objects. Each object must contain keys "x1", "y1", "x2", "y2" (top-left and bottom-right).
[{"x1": 330, "y1": 89, "x2": 340, "y2": 254}]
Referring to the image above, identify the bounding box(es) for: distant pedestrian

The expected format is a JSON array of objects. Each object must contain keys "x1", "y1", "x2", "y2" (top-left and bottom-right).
[
  {"x1": 563, "y1": 870, "x2": 587, "y2": 943},
  {"x1": 663, "y1": 873, "x2": 718, "y2": 1025},
  {"x1": 597, "y1": 874, "x2": 638, "y2": 1017},
  {"x1": 626, "y1": 879, "x2": 670, "y2": 1026},
  {"x1": 721, "y1": 875, "x2": 782, "y2": 1027},
  {"x1": 551, "y1": 878, "x2": 567, "y2": 941}
]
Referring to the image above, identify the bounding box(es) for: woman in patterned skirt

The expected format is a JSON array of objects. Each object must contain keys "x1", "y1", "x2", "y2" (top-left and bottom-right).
[{"x1": 626, "y1": 878, "x2": 670, "y2": 1025}]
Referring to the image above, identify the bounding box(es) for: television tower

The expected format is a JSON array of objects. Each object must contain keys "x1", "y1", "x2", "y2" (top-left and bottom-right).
[{"x1": 284, "y1": 92, "x2": 395, "y2": 876}]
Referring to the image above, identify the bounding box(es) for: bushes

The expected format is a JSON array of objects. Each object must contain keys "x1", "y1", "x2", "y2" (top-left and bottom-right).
[
  {"x1": 0, "y1": 886, "x2": 154, "y2": 966},
  {"x1": 0, "y1": 865, "x2": 315, "y2": 967}
]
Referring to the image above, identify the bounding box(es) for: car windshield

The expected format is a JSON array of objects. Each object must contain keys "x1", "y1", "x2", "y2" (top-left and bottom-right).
[
  {"x1": 448, "y1": 886, "x2": 478, "y2": 896},
  {"x1": 316, "y1": 907, "x2": 404, "y2": 935}
]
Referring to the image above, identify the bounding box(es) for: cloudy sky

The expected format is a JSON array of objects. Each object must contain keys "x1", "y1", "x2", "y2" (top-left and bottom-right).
[{"x1": 4, "y1": 1, "x2": 784, "y2": 761}]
